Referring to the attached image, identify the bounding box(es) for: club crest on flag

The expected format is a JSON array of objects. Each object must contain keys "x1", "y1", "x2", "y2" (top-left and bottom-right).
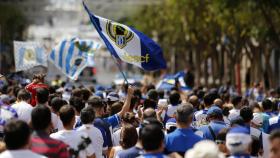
[
  {"x1": 106, "y1": 21, "x2": 134, "y2": 49},
  {"x1": 14, "y1": 41, "x2": 47, "y2": 72}
]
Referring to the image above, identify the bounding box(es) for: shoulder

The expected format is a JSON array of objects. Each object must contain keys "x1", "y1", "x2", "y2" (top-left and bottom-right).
[{"x1": 269, "y1": 116, "x2": 279, "y2": 125}]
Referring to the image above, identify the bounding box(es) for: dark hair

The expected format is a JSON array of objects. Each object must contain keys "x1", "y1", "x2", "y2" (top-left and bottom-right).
[
  {"x1": 158, "y1": 90, "x2": 164, "y2": 99},
  {"x1": 50, "y1": 97, "x2": 66, "y2": 113},
  {"x1": 147, "y1": 89, "x2": 158, "y2": 102},
  {"x1": 169, "y1": 91, "x2": 181, "y2": 105},
  {"x1": 17, "y1": 89, "x2": 31, "y2": 101},
  {"x1": 81, "y1": 88, "x2": 91, "y2": 102},
  {"x1": 72, "y1": 89, "x2": 82, "y2": 98},
  {"x1": 121, "y1": 112, "x2": 137, "y2": 124},
  {"x1": 31, "y1": 105, "x2": 51, "y2": 130},
  {"x1": 59, "y1": 105, "x2": 75, "y2": 126},
  {"x1": 140, "y1": 124, "x2": 164, "y2": 151},
  {"x1": 251, "y1": 136, "x2": 261, "y2": 157},
  {"x1": 240, "y1": 106, "x2": 253, "y2": 123},
  {"x1": 80, "y1": 107, "x2": 95, "y2": 124},
  {"x1": 146, "y1": 84, "x2": 155, "y2": 92},
  {"x1": 69, "y1": 96, "x2": 85, "y2": 113},
  {"x1": 4, "y1": 120, "x2": 31, "y2": 150},
  {"x1": 262, "y1": 99, "x2": 273, "y2": 111},
  {"x1": 120, "y1": 124, "x2": 138, "y2": 149},
  {"x1": 88, "y1": 96, "x2": 104, "y2": 108},
  {"x1": 231, "y1": 95, "x2": 242, "y2": 107},
  {"x1": 175, "y1": 104, "x2": 193, "y2": 124},
  {"x1": 111, "y1": 101, "x2": 123, "y2": 115},
  {"x1": 216, "y1": 128, "x2": 229, "y2": 142},
  {"x1": 203, "y1": 93, "x2": 216, "y2": 106},
  {"x1": 269, "y1": 130, "x2": 280, "y2": 141},
  {"x1": 143, "y1": 99, "x2": 157, "y2": 110},
  {"x1": 36, "y1": 88, "x2": 49, "y2": 104}
]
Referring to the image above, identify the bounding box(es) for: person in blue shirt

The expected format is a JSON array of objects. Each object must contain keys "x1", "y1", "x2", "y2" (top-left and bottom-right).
[
  {"x1": 165, "y1": 104, "x2": 203, "y2": 156},
  {"x1": 267, "y1": 115, "x2": 280, "y2": 134},
  {"x1": 199, "y1": 106, "x2": 227, "y2": 140},
  {"x1": 226, "y1": 126, "x2": 253, "y2": 158},
  {"x1": 138, "y1": 123, "x2": 168, "y2": 158}
]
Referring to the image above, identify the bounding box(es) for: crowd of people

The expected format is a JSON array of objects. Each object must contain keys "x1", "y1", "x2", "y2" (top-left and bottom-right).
[{"x1": 0, "y1": 73, "x2": 280, "y2": 158}]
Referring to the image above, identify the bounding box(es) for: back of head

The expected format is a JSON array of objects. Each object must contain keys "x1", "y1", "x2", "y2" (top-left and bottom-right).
[
  {"x1": 121, "y1": 112, "x2": 137, "y2": 125},
  {"x1": 72, "y1": 88, "x2": 82, "y2": 98},
  {"x1": 185, "y1": 140, "x2": 225, "y2": 158},
  {"x1": 240, "y1": 106, "x2": 253, "y2": 123},
  {"x1": 262, "y1": 99, "x2": 273, "y2": 111},
  {"x1": 50, "y1": 97, "x2": 66, "y2": 113},
  {"x1": 36, "y1": 88, "x2": 49, "y2": 104},
  {"x1": 226, "y1": 126, "x2": 252, "y2": 155},
  {"x1": 31, "y1": 105, "x2": 51, "y2": 130},
  {"x1": 4, "y1": 120, "x2": 31, "y2": 150},
  {"x1": 120, "y1": 124, "x2": 138, "y2": 149},
  {"x1": 231, "y1": 95, "x2": 242, "y2": 108},
  {"x1": 175, "y1": 104, "x2": 193, "y2": 124},
  {"x1": 17, "y1": 89, "x2": 31, "y2": 101},
  {"x1": 169, "y1": 90, "x2": 181, "y2": 105},
  {"x1": 59, "y1": 105, "x2": 75, "y2": 126},
  {"x1": 88, "y1": 96, "x2": 104, "y2": 109},
  {"x1": 189, "y1": 95, "x2": 199, "y2": 108},
  {"x1": 143, "y1": 99, "x2": 157, "y2": 110},
  {"x1": 140, "y1": 124, "x2": 164, "y2": 152},
  {"x1": 111, "y1": 101, "x2": 123, "y2": 115},
  {"x1": 203, "y1": 93, "x2": 216, "y2": 107},
  {"x1": 69, "y1": 96, "x2": 85, "y2": 113},
  {"x1": 81, "y1": 88, "x2": 91, "y2": 102},
  {"x1": 143, "y1": 108, "x2": 157, "y2": 120},
  {"x1": 80, "y1": 106, "x2": 95, "y2": 124},
  {"x1": 147, "y1": 89, "x2": 158, "y2": 102}
]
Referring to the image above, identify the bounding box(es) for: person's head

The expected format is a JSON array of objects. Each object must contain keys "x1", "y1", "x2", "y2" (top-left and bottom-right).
[
  {"x1": 169, "y1": 90, "x2": 181, "y2": 105},
  {"x1": 158, "y1": 90, "x2": 164, "y2": 99},
  {"x1": 175, "y1": 104, "x2": 193, "y2": 127},
  {"x1": 143, "y1": 99, "x2": 157, "y2": 110},
  {"x1": 80, "y1": 88, "x2": 91, "y2": 102},
  {"x1": 185, "y1": 140, "x2": 225, "y2": 158},
  {"x1": 216, "y1": 128, "x2": 229, "y2": 155},
  {"x1": 250, "y1": 102, "x2": 262, "y2": 113},
  {"x1": 33, "y1": 74, "x2": 45, "y2": 83},
  {"x1": 231, "y1": 95, "x2": 242, "y2": 109},
  {"x1": 17, "y1": 89, "x2": 31, "y2": 102},
  {"x1": 143, "y1": 108, "x2": 156, "y2": 121},
  {"x1": 203, "y1": 93, "x2": 216, "y2": 107},
  {"x1": 36, "y1": 88, "x2": 49, "y2": 105},
  {"x1": 50, "y1": 97, "x2": 67, "y2": 114},
  {"x1": 69, "y1": 96, "x2": 85, "y2": 115},
  {"x1": 226, "y1": 126, "x2": 252, "y2": 155},
  {"x1": 106, "y1": 92, "x2": 119, "y2": 105},
  {"x1": 111, "y1": 101, "x2": 123, "y2": 115},
  {"x1": 31, "y1": 105, "x2": 52, "y2": 131},
  {"x1": 120, "y1": 124, "x2": 138, "y2": 149},
  {"x1": 214, "y1": 98, "x2": 223, "y2": 109},
  {"x1": 140, "y1": 124, "x2": 164, "y2": 153},
  {"x1": 72, "y1": 88, "x2": 82, "y2": 98},
  {"x1": 80, "y1": 106, "x2": 95, "y2": 124},
  {"x1": 121, "y1": 112, "x2": 137, "y2": 126},
  {"x1": 147, "y1": 89, "x2": 158, "y2": 102},
  {"x1": 262, "y1": 99, "x2": 273, "y2": 111},
  {"x1": 87, "y1": 96, "x2": 105, "y2": 116},
  {"x1": 269, "y1": 130, "x2": 280, "y2": 158},
  {"x1": 207, "y1": 106, "x2": 223, "y2": 121},
  {"x1": 4, "y1": 120, "x2": 31, "y2": 150},
  {"x1": 189, "y1": 95, "x2": 200, "y2": 109},
  {"x1": 240, "y1": 106, "x2": 253, "y2": 124},
  {"x1": 59, "y1": 105, "x2": 75, "y2": 128}
]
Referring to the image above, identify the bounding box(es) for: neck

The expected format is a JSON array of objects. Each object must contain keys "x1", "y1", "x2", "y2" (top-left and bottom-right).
[
  {"x1": 177, "y1": 122, "x2": 189, "y2": 128},
  {"x1": 63, "y1": 125, "x2": 73, "y2": 130}
]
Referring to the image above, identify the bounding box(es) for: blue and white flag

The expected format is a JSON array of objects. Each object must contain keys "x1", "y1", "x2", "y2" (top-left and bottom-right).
[
  {"x1": 83, "y1": 2, "x2": 167, "y2": 71},
  {"x1": 48, "y1": 38, "x2": 101, "y2": 80},
  {"x1": 13, "y1": 41, "x2": 47, "y2": 72}
]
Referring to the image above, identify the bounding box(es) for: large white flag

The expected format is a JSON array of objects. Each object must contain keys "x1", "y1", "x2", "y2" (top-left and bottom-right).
[{"x1": 13, "y1": 41, "x2": 47, "y2": 71}]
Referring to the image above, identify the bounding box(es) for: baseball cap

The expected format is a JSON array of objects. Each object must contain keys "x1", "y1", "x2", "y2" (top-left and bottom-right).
[
  {"x1": 207, "y1": 106, "x2": 223, "y2": 116},
  {"x1": 107, "y1": 92, "x2": 119, "y2": 102}
]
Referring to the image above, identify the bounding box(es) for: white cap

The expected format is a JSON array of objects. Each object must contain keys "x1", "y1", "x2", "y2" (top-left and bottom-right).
[{"x1": 185, "y1": 140, "x2": 225, "y2": 158}]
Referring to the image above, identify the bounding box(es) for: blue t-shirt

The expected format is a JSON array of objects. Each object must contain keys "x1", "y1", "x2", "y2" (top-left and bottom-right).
[
  {"x1": 267, "y1": 116, "x2": 280, "y2": 134},
  {"x1": 139, "y1": 153, "x2": 168, "y2": 158},
  {"x1": 165, "y1": 128, "x2": 203, "y2": 154},
  {"x1": 228, "y1": 154, "x2": 252, "y2": 158},
  {"x1": 116, "y1": 146, "x2": 142, "y2": 158},
  {"x1": 199, "y1": 121, "x2": 227, "y2": 140}
]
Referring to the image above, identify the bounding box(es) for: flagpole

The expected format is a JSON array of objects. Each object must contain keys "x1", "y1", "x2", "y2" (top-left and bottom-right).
[{"x1": 110, "y1": 53, "x2": 129, "y2": 85}]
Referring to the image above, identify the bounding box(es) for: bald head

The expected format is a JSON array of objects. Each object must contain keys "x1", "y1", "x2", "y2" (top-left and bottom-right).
[
  {"x1": 143, "y1": 108, "x2": 156, "y2": 120},
  {"x1": 214, "y1": 98, "x2": 223, "y2": 108},
  {"x1": 189, "y1": 95, "x2": 199, "y2": 109}
]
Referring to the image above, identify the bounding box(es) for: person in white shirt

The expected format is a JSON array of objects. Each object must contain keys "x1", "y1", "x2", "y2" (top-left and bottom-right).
[
  {"x1": 0, "y1": 120, "x2": 46, "y2": 158},
  {"x1": 77, "y1": 106, "x2": 104, "y2": 158},
  {"x1": 11, "y1": 89, "x2": 33, "y2": 123},
  {"x1": 50, "y1": 105, "x2": 95, "y2": 158}
]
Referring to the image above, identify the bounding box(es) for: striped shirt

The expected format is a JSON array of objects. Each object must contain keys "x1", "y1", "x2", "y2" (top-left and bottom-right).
[{"x1": 31, "y1": 131, "x2": 69, "y2": 158}]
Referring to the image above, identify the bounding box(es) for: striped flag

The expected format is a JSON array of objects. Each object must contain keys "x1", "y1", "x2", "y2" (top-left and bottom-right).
[
  {"x1": 13, "y1": 41, "x2": 47, "y2": 72},
  {"x1": 48, "y1": 38, "x2": 101, "y2": 80}
]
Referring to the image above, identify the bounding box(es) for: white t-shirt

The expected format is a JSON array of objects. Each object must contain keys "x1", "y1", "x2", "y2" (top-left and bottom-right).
[
  {"x1": 51, "y1": 113, "x2": 63, "y2": 131},
  {"x1": 228, "y1": 108, "x2": 240, "y2": 121},
  {"x1": 0, "y1": 150, "x2": 47, "y2": 158},
  {"x1": 12, "y1": 101, "x2": 33, "y2": 123},
  {"x1": 50, "y1": 129, "x2": 95, "y2": 158},
  {"x1": 77, "y1": 124, "x2": 104, "y2": 158},
  {"x1": 113, "y1": 128, "x2": 122, "y2": 146}
]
